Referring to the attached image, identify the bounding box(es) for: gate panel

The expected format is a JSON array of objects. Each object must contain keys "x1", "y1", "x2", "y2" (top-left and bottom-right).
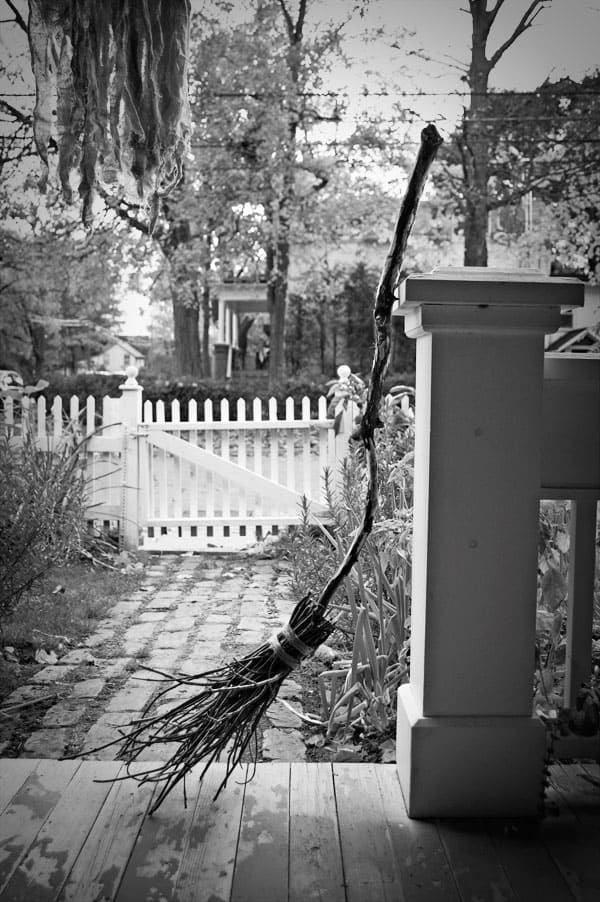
[{"x1": 139, "y1": 398, "x2": 336, "y2": 552}]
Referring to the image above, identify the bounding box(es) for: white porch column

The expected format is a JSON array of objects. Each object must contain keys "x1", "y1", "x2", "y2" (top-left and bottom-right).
[{"x1": 395, "y1": 267, "x2": 583, "y2": 817}]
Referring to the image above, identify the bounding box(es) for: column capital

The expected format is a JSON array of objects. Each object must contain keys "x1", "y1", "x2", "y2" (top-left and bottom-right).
[
  {"x1": 397, "y1": 267, "x2": 583, "y2": 336},
  {"x1": 399, "y1": 266, "x2": 584, "y2": 308}
]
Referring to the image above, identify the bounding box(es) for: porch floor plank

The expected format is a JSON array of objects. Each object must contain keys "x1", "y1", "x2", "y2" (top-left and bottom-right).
[
  {"x1": 372, "y1": 766, "x2": 458, "y2": 901},
  {"x1": 2, "y1": 760, "x2": 119, "y2": 902},
  {"x1": 334, "y1": 762, "x2": 416, "y2": 902},
  {"x1": 174, "y1": 762, "x2": 247, "y2": 902},
  {"x1": 436, "y1": 817, "x2": 517, "y2": 902},
  {"x1": 289, "y1": 762, "x2": 345, "y2": 902},
  {"x1": 113, "y1": 763, "x2": 205, "y2": 902},
  {"x1": 538, "y1": 769, "x2": 600, "y2": 901},
  {"x1": 0, "y1": 760, "x2": 598, "y2": 901},
  {"x1": 0, "y1": 760, "x2": 39, "y2": 816},
  {"x1": 59, "y1": 764, "x2": 155, "y2": 902},
  {"x1": 230, "y1": 761, "x2": 290, "y2": 902},
  {"x1": 0, "y1": 759, "x2": 80, "y2": 895},
  {"x1": 484, "y1": 808, "x2": 576, "y2": 902}
]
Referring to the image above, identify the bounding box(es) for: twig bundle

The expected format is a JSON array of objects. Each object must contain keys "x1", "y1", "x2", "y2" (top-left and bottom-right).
[
  {"x1": 83, "y1": 125, "x2": 443, "y2": 810},
  {"x1": 88, "y1": 593, "x2": 334, "y2": 812}
]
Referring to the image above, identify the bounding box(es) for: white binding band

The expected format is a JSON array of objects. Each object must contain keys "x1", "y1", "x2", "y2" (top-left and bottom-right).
[{"x1": 268, "y1": 625, "x2": 312, "y2": 670}]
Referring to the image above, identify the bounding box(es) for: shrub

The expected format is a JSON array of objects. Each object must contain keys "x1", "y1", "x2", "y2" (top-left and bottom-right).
[
  {"x1": 0, "y1": 409, "x2": 87, "y2": 625},
  {"x1": 41, "y1": 370, "x2": 415, "y2": 422},
  {"x1": 42, "y1": 372, "x2": 334, "y2": 420},
  {"x1": 535, "y1": 501, "x2": 600, "y2": 739},
  {"x1": 285, "y1": 373, "x2": 415, "y2": 741}
]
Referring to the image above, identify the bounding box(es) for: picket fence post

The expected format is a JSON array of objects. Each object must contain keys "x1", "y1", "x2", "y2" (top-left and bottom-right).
[
  {"x1": 118, "y1": 366, "x2": 143, "y2": 550},
  {"x1": 332, "y1": 364, "x2": 358, "y2": 484}
]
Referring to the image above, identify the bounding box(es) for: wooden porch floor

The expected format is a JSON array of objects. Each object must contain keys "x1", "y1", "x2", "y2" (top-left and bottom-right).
[{"x1": 0, "y1": 759, "x2": 599, "y2": 901}]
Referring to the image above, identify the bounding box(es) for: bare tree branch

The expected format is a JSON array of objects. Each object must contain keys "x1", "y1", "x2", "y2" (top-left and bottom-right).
[
  {"x1": 4, "y1": 0, "x2": 27, "y2": 32},
  {"x1": 489, "y1": 1, "x2": 548, "y2": 70},
  {"x1": 294, "y1": 0, "x2": 307, "y2": 43},
  {"x1": 97, "y1": 188, "x2": 151, "y2": 237},
  {"x1": 276, "y1": 0, "x2": 295, "y2": 42},
  {"x1": 276, "y1": 0, "x2": 307, "y2": 45},
  {"x1": 0, "y1": 98, "x2": 31, "y2": 126},
  {"x1": 489, "y1": 0, "x2": 504, "y2": 18}
]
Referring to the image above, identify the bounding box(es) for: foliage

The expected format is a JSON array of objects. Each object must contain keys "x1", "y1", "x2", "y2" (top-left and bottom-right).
[
  {"x1": 0, "y1": 224, "x2": 130, "y2": 381},
  {"x1": 534, "y1": 502, "x2": 570, "y2": 721},
  {"x1": 286, "y1": 261, "x2": 417, "y2": 378},
  {"x1": 436, "y1": 68, "x2": 600, "y2": 272},
  {"x1": 41, "y1": 370, "x2": 332, "y2": 419},
  {"x1": 535, "y1": 501, "x2": 600, "y2": 741},
  {"x1": 0, "y1": 560, "x2": 144, "y2": 712},
  {"x1": 1, "y1": 561, "x2": 141, "y2": 659},
  {"x1": 0, "y1": 406, "x2": 88, "y2": 625},
  {"x1": 135, "y1": 1, "x2": 414, "y2": 382},
  {"x1": 286, "y1": 373, "x2": 415, "y2": 741}
]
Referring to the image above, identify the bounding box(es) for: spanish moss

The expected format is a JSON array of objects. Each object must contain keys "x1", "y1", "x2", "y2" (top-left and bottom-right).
[{"x1": 27, "y1": 0, "x2": 191, "y2": 229}]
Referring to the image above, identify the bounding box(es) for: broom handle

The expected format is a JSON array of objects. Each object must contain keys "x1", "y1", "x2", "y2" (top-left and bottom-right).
[{"x1": 315, "y1": 123, "x2": 443, "y2": 616}]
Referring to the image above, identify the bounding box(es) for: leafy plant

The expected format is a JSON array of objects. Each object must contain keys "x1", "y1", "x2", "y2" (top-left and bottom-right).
[
  {"x1": 286, "y1": 370, "x2": 415, "y2": 743},
  {"x1": 0, "y1": 393, "x2": 88, "y2": 625},
  {"x1": 534, "y1": 501, "x2": 570, "y2": 720},
  {"x1": 535, "y1": 501, "x2": 600, "y2": 740}
]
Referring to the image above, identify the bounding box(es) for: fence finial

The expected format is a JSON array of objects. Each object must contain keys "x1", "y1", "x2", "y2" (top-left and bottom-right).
[
  {"x1": 123, "y1": 365, "x2": 139, "y2": 386},
  {"x1": 337, "y1": 364, "x2": 351, "y2": 381}
]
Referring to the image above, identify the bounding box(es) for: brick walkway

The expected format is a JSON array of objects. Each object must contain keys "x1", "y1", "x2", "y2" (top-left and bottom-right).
[{"x1": 5, "y1": 553, "x2": 309, "y2": 762}]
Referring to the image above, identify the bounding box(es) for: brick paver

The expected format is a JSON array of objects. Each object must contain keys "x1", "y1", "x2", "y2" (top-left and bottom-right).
[{"x1": 9, "y1": 552, "x2": 306, "y2": 762}]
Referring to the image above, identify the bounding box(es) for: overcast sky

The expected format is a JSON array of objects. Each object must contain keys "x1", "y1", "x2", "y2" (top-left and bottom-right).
[{"x1": 315, "y1": 0, "x2": 600, "y2": 137}]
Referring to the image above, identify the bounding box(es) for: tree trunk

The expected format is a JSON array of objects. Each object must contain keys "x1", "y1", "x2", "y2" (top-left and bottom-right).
[
  {"x1": 266, "y1": 210, "x2": 290, "y2": 391},
  {"x1": 463, "y1": 4, "x2": 492, "y2": 267},
  {"x1": 317, "y1": 301, "x2": 325, "y2": 374},
  {"x1": 173, "y1": 292, "x2": 201, "y2": 377},
  {"x1": 29, "y1": 320, "x2": 46, "y2": 379},
  {"x1": 464, "y1": 196, "x2": 489, "y2": 266},
  {"x1": 201, "y1": 279, "x2": 211, "y2": 378}
]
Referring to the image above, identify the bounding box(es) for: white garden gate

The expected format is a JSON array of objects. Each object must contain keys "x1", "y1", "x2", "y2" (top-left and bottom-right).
[
  {"x1": 136, "y1": 389, "x2": 344, "y2": 551},
  {"x1": 3, "y1": 370, "x2": 352, "y2": 553}
]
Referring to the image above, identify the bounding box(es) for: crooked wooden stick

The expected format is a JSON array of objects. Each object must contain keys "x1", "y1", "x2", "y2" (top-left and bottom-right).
[{"x1": 315, "y1": 124, "x2": 443, "y2": 616}]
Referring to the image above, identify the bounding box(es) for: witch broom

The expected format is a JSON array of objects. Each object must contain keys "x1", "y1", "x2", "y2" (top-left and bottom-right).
[{"x1": 85, "y1": 124, "x2": 443, "y2": 813}]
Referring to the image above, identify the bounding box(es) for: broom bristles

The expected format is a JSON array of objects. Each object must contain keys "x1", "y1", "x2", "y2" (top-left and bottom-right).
[{"x1": 84, "y1": 593, "x2": 334, "y2": 812}]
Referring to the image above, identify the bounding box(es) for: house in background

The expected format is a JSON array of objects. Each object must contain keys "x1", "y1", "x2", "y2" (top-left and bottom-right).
[{"x1": 78, "y1": 335, "x2": 147, "y2": 374}]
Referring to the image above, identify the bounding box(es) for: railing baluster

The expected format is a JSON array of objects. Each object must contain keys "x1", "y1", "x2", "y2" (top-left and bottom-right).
[
  {"x1": 564, "y1": 498, "x2": 599, "y2": 710},
  {"x1": 302, "y1": 396, "x2": 311, "y2": 495},
  {"x1": 286, "y1": 397, "x2": 295, "y2": 492}
]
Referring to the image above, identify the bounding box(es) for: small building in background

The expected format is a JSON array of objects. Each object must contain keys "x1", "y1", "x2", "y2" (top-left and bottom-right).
[{"x1": 79, "y1": 335, "x2": 147, "y2": 374}]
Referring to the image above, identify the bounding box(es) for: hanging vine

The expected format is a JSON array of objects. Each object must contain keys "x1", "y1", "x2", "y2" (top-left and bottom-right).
[{"x1": 27, "y1": 0, "x2": 191, "y2": 229}]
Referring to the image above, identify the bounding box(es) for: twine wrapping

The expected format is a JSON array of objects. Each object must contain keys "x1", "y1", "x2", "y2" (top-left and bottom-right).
[{"x1": 268, "y1": 624, "x2": 314, "y2": 670}]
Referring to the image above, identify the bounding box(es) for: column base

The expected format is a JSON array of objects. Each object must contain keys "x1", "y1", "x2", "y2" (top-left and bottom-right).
[{"x1": 396, "y1": 684, "x2": 547, "y2": 818}]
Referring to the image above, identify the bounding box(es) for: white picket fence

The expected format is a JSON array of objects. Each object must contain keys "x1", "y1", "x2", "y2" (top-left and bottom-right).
[
  {"x1": 2, "y1": 391, "x2": 127, "y2": 539},
  {"x1": 2, "y1": 371, "x2": 354, "y2": 552}
]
